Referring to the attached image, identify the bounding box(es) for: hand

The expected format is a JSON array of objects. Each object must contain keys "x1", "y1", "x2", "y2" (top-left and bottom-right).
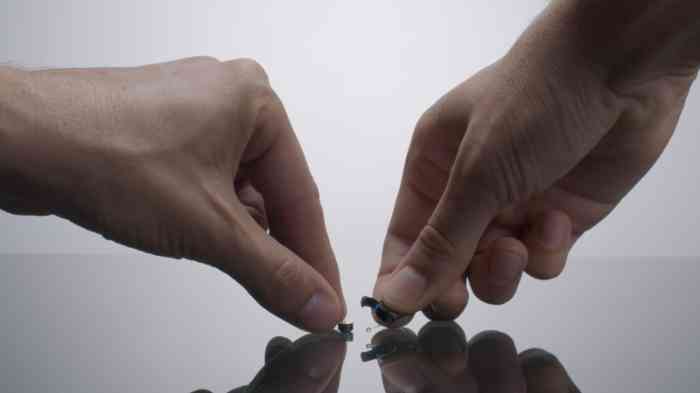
[
  {"x1": 193, "y1": 333, "x2": 346, "y2": 393},
  {"x1": 374, "y1": 0, "x2": 699, "y2": 317},
  {"x1": 0, "y1": 58, "x2": 345, "y2": 331},
  {"x1": 372, "y1": 322, "x2": 579, "y2": 393}
]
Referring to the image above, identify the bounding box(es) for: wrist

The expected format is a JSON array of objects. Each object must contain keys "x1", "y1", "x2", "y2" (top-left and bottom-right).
[
  {"x1": 0, "y1": 67, "x2": 76, "y2": 215},
  {"x1": 541, "y1": 0, "x2": 700, "y2": 80}
]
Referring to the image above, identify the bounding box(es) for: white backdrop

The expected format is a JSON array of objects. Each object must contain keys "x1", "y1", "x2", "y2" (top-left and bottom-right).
[
  {"x1": 1, "y1": 0, "x2": 698, "y2": 258},
  {"x1": 2, "y1": 3, "x2": 700, "y2": 392}
]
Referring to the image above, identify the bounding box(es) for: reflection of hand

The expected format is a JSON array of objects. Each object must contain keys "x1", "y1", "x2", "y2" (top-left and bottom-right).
[
  {"x1": 373, "y1": 322, "x2": 579, "y2": 393},
  {"x1": 0, "y1": 58, "x2": 345, "y2": 331},
  {"x1": 373, "y1": 0, "x2": 700, "y2": 319},
  {"x1": 194, "y1": 333, "x2": 347, "y2": 393}
]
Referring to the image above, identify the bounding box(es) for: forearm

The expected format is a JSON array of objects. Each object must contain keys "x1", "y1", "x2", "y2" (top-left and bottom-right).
[
  {"x1": 570, "y1": 0, "x2": 699, "y2": 73},
  {"x1": 0, "y1": 68, "x2": 34, "y2": 205},
  {"x1": 0, "y1": 67, "x2": 29, "y2": 147},
  {"x1": 511, "y1": 0, "x2": 700, "y2": 86},
  {"x1": 0, "y1": 67, "x2": 75, "y2": 215}
]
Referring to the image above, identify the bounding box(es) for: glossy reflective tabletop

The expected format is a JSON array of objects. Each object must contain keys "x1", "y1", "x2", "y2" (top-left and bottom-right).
[{"x1": 1, "y1": 255, "x2": 698, "y2": 392}]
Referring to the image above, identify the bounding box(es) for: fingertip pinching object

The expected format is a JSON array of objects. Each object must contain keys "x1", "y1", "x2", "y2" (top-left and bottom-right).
[
  {"x1": 337, "y1": 320, "x2": 354, "y2": 341},
  {"x1": 361, "y1": 296, "x2": 413, "y2": 328}
]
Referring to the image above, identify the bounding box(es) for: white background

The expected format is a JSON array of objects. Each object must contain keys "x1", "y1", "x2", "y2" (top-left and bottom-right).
[
  {"x1": 2, "y1": 2, "x2": 699, "y2": 393},
  {"x1": 1, "y1": 0, "x2": 698, "y2": 258}
]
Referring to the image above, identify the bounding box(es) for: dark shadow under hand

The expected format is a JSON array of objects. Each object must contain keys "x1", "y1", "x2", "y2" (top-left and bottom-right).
[
  {"x1": 370, "y1": 322, "x2": 579, "y2": 393},
  {"x1": 193, "y1": 332, "x2": 347, "y2": 393}
]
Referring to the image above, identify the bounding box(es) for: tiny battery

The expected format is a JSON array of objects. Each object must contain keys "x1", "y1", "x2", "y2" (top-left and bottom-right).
[
  {"x1": 337, "y1": 320, "x2": 354, "y2": 341},
  {"x1": 337, "y1": 321, "x2": 354, "y2": 334}
]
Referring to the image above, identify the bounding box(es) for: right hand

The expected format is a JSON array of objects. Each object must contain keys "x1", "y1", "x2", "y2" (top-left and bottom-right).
[
  {"x1": 0, "y1": 57, "x2": 345, "y2": 331},
  {"x1": 374, "y1": 0, "x2": 700, "y2": 319},
  {"x1": 374, "y1": 323, "x2": 579, "y2": 393}
]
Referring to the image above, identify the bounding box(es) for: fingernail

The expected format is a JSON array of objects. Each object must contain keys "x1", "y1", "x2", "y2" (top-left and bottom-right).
[
  {"x1": 538, "y1": 214, "x2": 565, "y2": 250},
  {"x1": 300, "y1": 292, "x2": 339, "y2": 331},
  {"x1": 490, "y1": 251, "x2": 525, "y2": 286},
  {"x1": 381, "y1": 266, "x2": 428, "y2": 311}
]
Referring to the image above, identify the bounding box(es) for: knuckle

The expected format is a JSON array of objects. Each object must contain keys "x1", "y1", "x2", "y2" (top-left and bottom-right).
[
  {"x1": 492, "y1": 143, "x2": 533, "y2": 204},
  {"x1": 183, "y1": 56, "x2": 220, "y2": 65},
  {"x1": 416, "y1": 225, "x2": 458, "y2": 263},
  {"x1": 246, "y1": 80, "x2": 278, "y2": 114},
  {"x1": 229, "y1": 58, "x2": 269, "y2": 82},
  {"x1": 237, "y1": 77, "x2": 279, "y2": 134},
  {"x1": 454, "y1": 123, "x2": 539, "y2": 208},
  {"x1": 413, "y1": 109, "x2": 441, "y2": 140},
  {"x1": 223, "y1": 59, "x2": 275, "y2": 109},
  {"x1": 446, "y1": 160, "x2": 499, "y2": 214},
  {"x1": 272, "y1": 257, "x2": 307, "y2": 290},
  {"x1": 403, "y1": 123, "x2": 454, "y2": 205},
  {"x1": 403, "y1": 161, "x2": 446, "y2": 204}
]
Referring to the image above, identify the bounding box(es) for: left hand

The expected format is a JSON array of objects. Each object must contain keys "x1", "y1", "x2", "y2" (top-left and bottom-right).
[{"x1": 0, "y1": 58, "x2": 346, "y2": 331}]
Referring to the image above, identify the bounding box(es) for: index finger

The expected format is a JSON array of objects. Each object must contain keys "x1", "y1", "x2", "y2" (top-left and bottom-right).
[{"x1": 243, "y1": 88, "x2": 346, "y2": 315}]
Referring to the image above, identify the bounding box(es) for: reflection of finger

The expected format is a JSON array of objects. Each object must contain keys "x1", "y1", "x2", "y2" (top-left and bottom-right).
[
  {"x1": 423, "y1": 280, "x2": 469, "y2": 321},
  {"x1": 468, "y1": 331, "x2": 526, "y2": 393},
  {"x1": 519, "y1": 349, "x2": 580, "y2": 393},
  {"x1": 417, "y1": 322, "x2": 469, "y2": 378},
  {"x1": 319, "y1": 360, "x2": 343, "y2": 393},
  {"x1": 370, "y1": 328, "x2": 418, "y2": 360},
  {"x1": 381, "y1": 353, "x2": 443, "y2": 392},
  {"x1": 373, "y1": 329, "x2": 434, "y2": 391},
  {"x1": 380, "y1": 373, "x2": 403, "y2": 393},
  {"x1": 468, "y1": 238, "x2": 527, "y2": 305},
  {"x1": 264, "y1": 336, "x2": 293, "y2": 363},
  {"x1": 249, "y1": 334, "x2": 346, "y2": 393},
  {"x1": 522, "y1": 210, "x2": 573, "y2": 280},
  {"x1": 417, "y1": 321, "x2": 468, "y2": 351},
  {"x1": 375, "y1": 326, "x2": 471, "y2": 393}
]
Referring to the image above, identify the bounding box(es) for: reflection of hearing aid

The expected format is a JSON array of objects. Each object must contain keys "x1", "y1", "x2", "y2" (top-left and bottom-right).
[
  {"x1": 361, "y1": 328, "x2": 418, "y2": 362},
  {"x1": 361, "y1": 296, "x2": 413, "y2": 328},
  {"x1": 336, "y1": 320, "x2": 354, "y2": 342}
]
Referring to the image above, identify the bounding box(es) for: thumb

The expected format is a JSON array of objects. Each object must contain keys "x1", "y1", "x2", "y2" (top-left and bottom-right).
[
  {"x1": 375, "y1": 171, "x2": 495, "y2": 314},
  {"x1": 194, "y1": 188, "x2": 344, "y2": 332},
  {"x1": 237, "y1": 217, "x2": 345, "y2": 332},
  {"x1": 238, "y1": 85, "x2": 345, "y2": 330},
  {"x1": 186, "y1": 81, "x2": 344, "y2": 331},
  {"x1": 374, "y1": 118, "x2": 523, "y2": 313},
  {"x1": 376, "y1": 90, "x2": 616, "y2": 314},
  {"x1": 373, "y1": 105, "x2": 495, "y2": 315}
]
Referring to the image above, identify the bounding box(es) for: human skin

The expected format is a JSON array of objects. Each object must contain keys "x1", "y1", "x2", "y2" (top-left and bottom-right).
[
  {"x1": 374, "y1": 323, "x2": 579, "y2": 393},
  {"x1": 0, "y1": 58, "x2": 345, "y2": 332},
  {"x1": 374, "y1": 0, "x2": 700, "y2": 318},
  {"x1": 194, "y1": 333, "x2": 346, "y2": 393}
]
